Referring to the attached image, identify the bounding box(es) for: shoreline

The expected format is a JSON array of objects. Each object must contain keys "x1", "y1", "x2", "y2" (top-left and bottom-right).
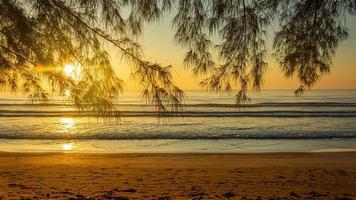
[
  {"x1": 1, "y1": 138, "x2": 356, "y2": 154},
  {"x1": 2, "y1": 149, "x2": 356, "y2": 154},
  {"x1": 1, "y1": 152, "x2": 355, "y2": 199}
]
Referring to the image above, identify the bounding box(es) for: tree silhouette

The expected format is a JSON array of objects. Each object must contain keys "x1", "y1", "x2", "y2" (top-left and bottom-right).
[
  {"x1": 173, "y1": 0, "x2": 355, "y2": 103},
  {"x1": 0, "y1": 0, "x2": 355, "y2": 112},
  {"x1": 0, "y1": 0, "x2": 184, "y2": 114}
]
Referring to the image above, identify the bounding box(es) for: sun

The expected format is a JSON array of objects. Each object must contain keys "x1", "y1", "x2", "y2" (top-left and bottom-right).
[
  {"x1": 64, "y1": 64, "x2": 74, "y2": 77},
  {"x1": 63, "y1": 64, "x2": 82, "y2": 81}
]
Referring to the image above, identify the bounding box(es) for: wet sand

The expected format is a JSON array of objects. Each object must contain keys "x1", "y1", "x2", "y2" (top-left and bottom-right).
[{"x1": 0, "y1": 152, "x2": 355, "y2": 199}]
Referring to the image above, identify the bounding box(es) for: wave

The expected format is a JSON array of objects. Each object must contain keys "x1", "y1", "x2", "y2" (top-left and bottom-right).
[
  {"x1": 1, "y1": 102, "x2": 356, "y2": 108},
  {"x1": 0, "y1": 132, "x2": 355, "y2": 140},
  {"x1": 1, "y1": 110, "x2": 356, "y2": 117},
  {"x1": 185, "y1": 102, "x2": 356, "y2": 108}
]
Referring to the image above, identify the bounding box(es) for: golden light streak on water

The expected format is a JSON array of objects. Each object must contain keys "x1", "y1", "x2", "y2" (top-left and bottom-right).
[{"x1": 61, "y1": 143, "x2": 75, "y2": 151}]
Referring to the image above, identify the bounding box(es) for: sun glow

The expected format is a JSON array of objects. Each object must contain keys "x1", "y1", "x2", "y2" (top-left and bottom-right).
[{"x1": 65, "y1": 89, "x2": 71, "y2": 98}]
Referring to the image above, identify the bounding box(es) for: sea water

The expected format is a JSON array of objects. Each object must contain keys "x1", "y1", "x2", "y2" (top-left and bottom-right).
[{"x1": 1, "y1": 90, "x2": 356, "y2": 153}]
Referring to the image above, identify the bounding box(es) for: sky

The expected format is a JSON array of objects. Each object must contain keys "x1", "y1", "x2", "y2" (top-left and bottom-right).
[{"x1": 116, "y1": 13, "x2": 356, "y2": 91}]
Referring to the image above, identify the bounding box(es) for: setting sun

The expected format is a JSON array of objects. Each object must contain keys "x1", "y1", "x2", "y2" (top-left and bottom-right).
[
  {"x1": 63, "y1": 64, "x2": 74, "y2": 76},
  {"x1": 63, "y1": 64, "x2": 81, "y2": 81}
]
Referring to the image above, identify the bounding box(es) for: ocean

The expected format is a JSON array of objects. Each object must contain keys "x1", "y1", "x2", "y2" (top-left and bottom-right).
[{"x1": 1, "y1": 89, "x2": 356, "y2": 153}]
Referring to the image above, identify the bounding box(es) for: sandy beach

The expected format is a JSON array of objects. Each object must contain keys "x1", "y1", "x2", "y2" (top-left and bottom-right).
[{"x1": 0, "y1": 152, "x2": 355, "y2": 199}]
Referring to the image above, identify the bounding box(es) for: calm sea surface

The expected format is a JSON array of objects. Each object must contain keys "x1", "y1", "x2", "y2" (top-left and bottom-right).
[{"x1": 1, "y1": 90, "x2": 356, "y2": 153}]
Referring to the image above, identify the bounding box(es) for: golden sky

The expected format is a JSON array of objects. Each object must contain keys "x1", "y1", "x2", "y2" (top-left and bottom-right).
[{"x1": 115, "y1": 14, "x2": 356, "y2": 91}]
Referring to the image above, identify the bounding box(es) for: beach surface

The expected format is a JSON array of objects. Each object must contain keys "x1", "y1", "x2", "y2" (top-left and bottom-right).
[{"x1": 0, "y1": 152, "x2": 355, "y2": 200}]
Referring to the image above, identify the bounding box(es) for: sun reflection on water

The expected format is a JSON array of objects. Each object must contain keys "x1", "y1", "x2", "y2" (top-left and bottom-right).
[
  {"x1": 59, "y1": 117, "x2": 75, "y2": 133},
  {"x1": 60, "y1": 118, "x2": 74, "y2": 124},
  {"x1": 61, "y1": 143, "x2": 75, "y2": 151}
]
